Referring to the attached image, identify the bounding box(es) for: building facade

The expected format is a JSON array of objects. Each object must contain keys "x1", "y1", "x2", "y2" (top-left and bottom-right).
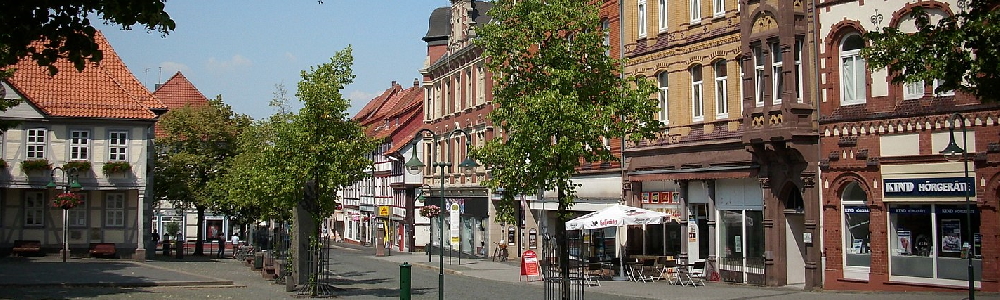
[
  {"x1": 0, "y1": 31, "x2": 165, "y2": 259},
  {"x1": 817, "y1": 0, "x2": 1000, "y2": 292}
]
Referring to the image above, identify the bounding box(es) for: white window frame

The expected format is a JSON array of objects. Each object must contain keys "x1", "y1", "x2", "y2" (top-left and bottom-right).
[
  {"x1": 26, "y1": 128, "x2": 46, "y2": 159},
  {"x1": 638, "y1": 0, "x2": 647, "y2": 37},
  {"x1": 795, "y1": 39, "x2": 804, "y2": 103},
  {"x1": 108, "y1": 130, "x2": 129, "y2": 161},
  {"x1": 658, "y1": 72, "x2": 670, "y2": 125},
  {"x1": 690, "y1": 0, "x2": 702, "y2": 24},
  {"x1": 753, "y1": 44, "x2": 765, "y2": 107},
  {"x1": 691, "y1": 65, "x2": 705, "y2": 122},
  {"x1": 715, "y1": 60, "x2": 729, "y2": 118},
  {"x1": 713, "y1": 0, "x2": 725, "y2": 17},
  {"x1": 771, "y1": 42, "x2": 783, "y2": 105},
  {"x1": 841, "y1": 182, "x2": 870, "y2": 279},
  {"x1": 933, "y1": 79, "x2": 955, "y2": 96},
  {"x1": 602, "y1": 20, "x2": 611, "y2": 56},
  {"x1": 840, "y1": 34, "x2": 867, "y2": 105},
  {"x1": 69, "y1": 193, "x2": 88, "y2": 227},
  {"x1": 658, "y1": 0, "x2": 668, "y2": 32},
  {"x1": 105, "y1": 193, "x2": 125, "y2": 227},
  {"x1": 24, "y1": 191, "x2": 44, "y2": 226},
  {"x1": 70, "y1": 129, "x2": 91, "y2": 161},
  {"x1": 903, "y1": 80, "x2": 925, "y2": 100}
]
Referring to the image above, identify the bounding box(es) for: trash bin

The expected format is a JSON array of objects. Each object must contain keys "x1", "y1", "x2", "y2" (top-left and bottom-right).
[
  {"x1": 253, "y1": 251, "x2": 265, "y2": 270},
  {"x1": 163, "y1": 241, "x2": 171, "y2": 256},
  {"x1": 175, "y1": 240, "x2": 184, "y2": 259}
]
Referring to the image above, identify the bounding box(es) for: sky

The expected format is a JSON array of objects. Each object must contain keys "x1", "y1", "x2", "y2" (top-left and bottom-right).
[{"x1": 96, "y1": 1, "x2": 445, "y2": 120}]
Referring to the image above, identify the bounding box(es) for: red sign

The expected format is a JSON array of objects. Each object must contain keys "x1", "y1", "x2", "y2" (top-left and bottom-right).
[{"x1": 520, "y1": 250, "x2": 541, "y2": 281}]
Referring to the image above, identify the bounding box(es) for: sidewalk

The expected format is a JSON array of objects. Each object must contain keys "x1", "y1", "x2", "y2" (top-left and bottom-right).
[
  {"x1": 338, "y1": 243, "x2": 997, "y2": 300},
  {"x1": 0, "y1": 255, "x2": 234, "y2": 288}
]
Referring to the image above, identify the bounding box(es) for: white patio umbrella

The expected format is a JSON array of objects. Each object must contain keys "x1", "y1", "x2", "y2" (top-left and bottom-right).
[{"x1": 565, "y1": 204, "x2": 667, "y2": 280}]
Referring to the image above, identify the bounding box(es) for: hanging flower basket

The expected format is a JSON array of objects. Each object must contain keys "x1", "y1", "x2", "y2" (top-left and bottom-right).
[
  {"x1": 102, "y1": 161, "x2": 131, "y2": 176},
  {"x1": 419, "y1": 205, "x2": 442, "y2": 218},
  {"x1": 52, "y1": 192, "x2": 82, "y2": 210}
]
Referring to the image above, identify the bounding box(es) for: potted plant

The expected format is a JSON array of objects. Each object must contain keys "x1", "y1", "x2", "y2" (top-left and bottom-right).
[
  {"x1": 164, "y1": 222, "x2": 181, "y2": 242},
  {"x1": 51, "y1": 192, "x2": 83, "y2": 210},
  {"x1": 102, "y1": 161, "x2": 131, "y2": 176},
  {"x1": 20, "y1": 159, "x2": 51, "y2": 174},
  {"x1": 63, "y1": 161, "x2": 92, "y2": 172},
  {"x1": 0, "y1": 159, "x2": 7, "y2": 168}
]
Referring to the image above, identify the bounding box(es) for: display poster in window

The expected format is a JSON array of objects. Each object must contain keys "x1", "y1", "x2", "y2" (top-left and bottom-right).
[
  {"x1": 896, "y1": 230, "x2": 911, "y2": 255},
  {"x1": 659, "y1": 192, "x2": 672, "y2": 204},
  {"x1": 851, "y1": 239, "x2": 863, "y2": 254},
  {"x1": 651, "y1": 192, "x2": 660, "y2": 203},
  {"x1": 734, "y1": 236, "x2": 742, "y2": 253},
  {"x1": 641, "y1": 192, "x2": 650, "y2": 203},
  {"x1": 507, "y1": 226, "x2": 517, "y2": 245},
  {"x1": 528, "y1": 228, "x2": 537, "y2": 249},
  {"x1": 941, "y1": 219, "x2": 962, "y2": 253}
]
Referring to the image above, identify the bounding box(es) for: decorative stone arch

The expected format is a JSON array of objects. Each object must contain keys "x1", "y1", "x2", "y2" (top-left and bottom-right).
[
  {"x1": 983, "y1": 171, "x2": 1000, "y2": 209},
  {"x1": 821, "y1": 20, "x2": 869, "y2": 107},
  {"x1": 829, "y1": 172, "x2": 875, "y2": 207},
  {"x1": 887, "y1": 0, "x2": 955, "y2": 29},
  {"x1": 777, "y1": 180, "x2": 806, "y2": 213},
  {"x1": 747, "y1": 6, "x2": 779, "y2": 37}
]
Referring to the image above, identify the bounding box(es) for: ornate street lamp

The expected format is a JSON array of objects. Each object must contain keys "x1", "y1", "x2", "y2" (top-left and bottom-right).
[
  {"x1": 47, "y1": 167, "x2": 82, "y2": 263},
  {"x1": 939, "y1": 112, "x2": 975, "y2": 300},
  {"x1": 404, "y1": 127, "x2": 478, "y2": 300}
]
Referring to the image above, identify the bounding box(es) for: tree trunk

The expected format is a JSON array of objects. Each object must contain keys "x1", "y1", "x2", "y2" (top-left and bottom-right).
[
  {"x1": 194, "y1": 205, "x2": 206, "y2": 255},
  {"x1": 557, "y1": 185, "x2": 570, "y2": 300}
]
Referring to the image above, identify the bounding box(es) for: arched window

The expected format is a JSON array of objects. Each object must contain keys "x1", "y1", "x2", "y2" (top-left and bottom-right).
[
  {"x1": 658, "y1": 72, "x2": 669, "y2": 124},
  {"x1": 840, "y1": 34, "x2": 866, "y2": 105},
  {"x1": 841, "y1": 181, "x2": 870, "y2": 272}
]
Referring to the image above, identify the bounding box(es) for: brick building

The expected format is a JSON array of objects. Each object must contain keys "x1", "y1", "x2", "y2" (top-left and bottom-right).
[{"x1": 816, "y1": 0, "x2": 1000, "y2": 292}]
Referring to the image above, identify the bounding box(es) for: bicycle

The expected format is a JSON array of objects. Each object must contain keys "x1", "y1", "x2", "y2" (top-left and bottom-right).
[{"x1": 492, "y1": 243, "x2": 509, "y2": 262}]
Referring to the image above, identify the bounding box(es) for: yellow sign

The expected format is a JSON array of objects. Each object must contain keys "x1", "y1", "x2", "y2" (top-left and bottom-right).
[{"x1": 378, "y1": 206, "x2": 390, "y2": 217}]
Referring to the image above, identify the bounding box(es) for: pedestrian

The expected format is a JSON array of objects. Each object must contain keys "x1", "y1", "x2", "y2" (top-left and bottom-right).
[
  {"x1": 151, "y1": 229, "x2": 160, "y2": 246},
  {"x1": 217, "y1": 233, "x2": 225, "y2": 258}
]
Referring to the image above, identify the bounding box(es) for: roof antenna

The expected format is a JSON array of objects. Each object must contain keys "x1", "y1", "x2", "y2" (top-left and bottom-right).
[{"x1": 157, "y1": 67, "x2": 163, "y2": 85}]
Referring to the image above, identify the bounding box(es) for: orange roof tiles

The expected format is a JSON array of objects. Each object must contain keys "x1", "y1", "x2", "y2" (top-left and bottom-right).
[
  {"x1": 353, "y1": 81, "x2": 425, "y2": 155},
  {"x1": 4, "y1": 30, "x2": 164, "y2": 120},
  {"x1": 153, "y1": 72, "x2": 210, "y2": 109}
]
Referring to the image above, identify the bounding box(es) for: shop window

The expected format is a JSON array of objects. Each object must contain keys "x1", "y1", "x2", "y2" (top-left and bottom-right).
[
  {"x1": 842, "y1": 182, "x2": 870, "y2": 268},
  {"x1": 889, "y1": 204, "x2": 982, "y2": 281}
]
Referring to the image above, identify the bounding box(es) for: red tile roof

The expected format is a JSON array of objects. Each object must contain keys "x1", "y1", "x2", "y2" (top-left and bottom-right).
[
  {"x1": 353, "y1": 81, "x2": 425, "y2": 155},
  {"x1": 153, "y1": 72, "x2": 209, "y2": 108},
  {"x1": 4, "y1": 30, "x2": 165, "y2": 120}
]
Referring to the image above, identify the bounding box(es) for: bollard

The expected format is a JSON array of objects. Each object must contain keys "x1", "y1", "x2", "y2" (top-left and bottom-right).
[
  {"x1": 427, "y1": 243, "x2": 432, "y2": 262},
  {"x1": 175, "y1": 240, "x2": 184, "y2": 259},
  {"x1": 400, "y1": 262, "x2": 411, "y2": 300}
]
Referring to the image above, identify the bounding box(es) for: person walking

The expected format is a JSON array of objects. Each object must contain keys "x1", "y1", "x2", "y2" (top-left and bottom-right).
[{"x1": 217, "y1": 233, "x2": 226, "y2": 258}]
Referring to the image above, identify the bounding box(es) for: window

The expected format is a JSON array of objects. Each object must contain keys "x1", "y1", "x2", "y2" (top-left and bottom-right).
[
  {"x1": 108, "y1": 130, "x2": 128, "y2": 161},
  {"x1": 690, "y1": 0, "x2": 702, "y2": 23},
  {"x1": 904, "y1": 80, "x2": 924, "y2": 100},
  {"x1": 24, "y1": 191, "x2": 44, "y2": 226},
  {"x1": 840, "y1": 34, "x2": 866, "y2": 105},
  {"x1": 889, "y1": 204, "x2": 982, "y2": 281},
  {"x1": 658, "y1": 0, "x2": 668, "y2": 31},
  {"x1": 691, "y1": 65, "x2": 704, "y2": 121},
  {"x1": 638, "y1": 0, "x2": 647, "y2": 37},
  {"x1": 69, "y1": 193, "x2": 88, "y2": 227},
  {"x1": 933, "y1": 79, "x2": 955, "y2": 96},
  {"x1": 753, "y1": 44, "x2": 765, "y2": 107},
  {"x1": 771, "y1": 41, "x2": 783, "y2": 105},
  {"x1": 841, "y1": 182, "x2": 870, "y2": 269},
  {"x1": 713, "y1": 0, "x2": 724, "y2": 17},
  {"x1": 69, "y1": 130, "x2": 90, "y2": 161},
  {"x1": 105, "y1": 193, "x2": 125, "y2": 227},
  {"x1": 715, "y1": 60, "x2": 728, "y2": 118},
  {"x1": 794, "y1": 38, "x2": 803, "y2": 102},
  {"x1": 26, "y1": 128, "x2": 46, "y2": 159},
  {"x1": 658, "y1": 72, "x2": 669, "y2": 124},
  {"x1": 602, "y1": 19, "x2": 611, "y2": 56}
]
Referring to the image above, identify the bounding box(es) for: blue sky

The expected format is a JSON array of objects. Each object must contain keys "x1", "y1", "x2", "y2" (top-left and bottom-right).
[{"x1": 97, "y1": 1, "x2": 445, "y2": 120}]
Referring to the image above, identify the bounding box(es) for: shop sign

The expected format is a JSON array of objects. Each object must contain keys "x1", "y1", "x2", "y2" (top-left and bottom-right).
[
  {"x1": 843, "y1": 206, "x2": 869, "y2": 213},
  {"x1": 883, "y1": 177, "x2": 976, "y2": 198}
]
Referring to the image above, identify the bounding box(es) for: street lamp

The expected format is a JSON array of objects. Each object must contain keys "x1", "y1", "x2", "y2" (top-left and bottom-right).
[
  {"x1": 404, "y1": 127, "x2": 479, "y2": 300},
  {"x1": 47, "y1": 167, "x2": 82, "y2": 263},
  {"x1": 939, "y1": 112, "x2": 975, "y2": 300}
]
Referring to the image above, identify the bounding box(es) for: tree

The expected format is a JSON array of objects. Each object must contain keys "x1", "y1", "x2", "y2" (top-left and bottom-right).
[
  {"x1": 474, "y1": 1, "x2": 660, "y2": 298},
  {"x1": 155, "y1": 96, "x2": 250, "y2": 255},
  {"x1": 0, "y1": 1, "x2": 175, "y2": 76},
  {"x1": 862, "y1": 0, "x2": 1000, "y2": 101}
]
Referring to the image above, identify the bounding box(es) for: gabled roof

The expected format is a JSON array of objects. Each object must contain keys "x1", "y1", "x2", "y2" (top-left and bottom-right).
[
  {"x1": 353, "y1": 81, "x2": 425, "y2": 155},
  {"x1": 4, "y1": 30, "x2": 165, "y2": 120},
  {"x1": 153, "y1": 72, "x2": 210, "y2": 109}
]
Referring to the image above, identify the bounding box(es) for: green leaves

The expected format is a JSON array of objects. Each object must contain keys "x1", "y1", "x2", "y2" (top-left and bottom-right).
[
  {"x1": 862, "y1": 1, "x2": 1000, "y2": 101},
  {"x1": 474, "y1": 0, "x2": 659, "y2": 223}
]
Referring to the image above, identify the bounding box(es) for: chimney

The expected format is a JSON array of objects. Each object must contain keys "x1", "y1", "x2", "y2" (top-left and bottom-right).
[
  {"x1": 154, "y1": 83, "x2": 163, "y2": 91},
  {"x1": 413, "y1": 78, "x2": 419, "y2": 87},
  {"x1": 392, "y1": 80, "x2": 397, "y2": 87}
]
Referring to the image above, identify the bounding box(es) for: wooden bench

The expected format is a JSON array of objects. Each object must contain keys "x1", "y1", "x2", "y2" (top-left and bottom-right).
[
  {"x1": 89, "y1": 243, "x2": 117, "y2": 258},
  {"x1": 12, "y1": 240, "x2": 42, "y2": 257}
]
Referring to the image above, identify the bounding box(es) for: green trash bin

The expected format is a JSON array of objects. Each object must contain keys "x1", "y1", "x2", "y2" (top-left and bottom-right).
[{"x1": 253, "y1": 251, "x2": 265, "y2": 270}]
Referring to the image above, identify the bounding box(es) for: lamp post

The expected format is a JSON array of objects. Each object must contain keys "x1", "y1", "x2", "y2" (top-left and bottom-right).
[
  {"x1": 404, "y1": 128, "x2": 479, "y2": 300},
  {"x1": 939, "y1": 112, "x2": 975, "y2": 300},
  {"x1": 47, "y1": 167, "x2": 82, "y2": 263}
]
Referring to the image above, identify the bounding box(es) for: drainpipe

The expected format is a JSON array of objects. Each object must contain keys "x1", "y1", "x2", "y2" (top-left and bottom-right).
[{"x1": 810, "y1": 0, "x2": 825, "y2": 288}]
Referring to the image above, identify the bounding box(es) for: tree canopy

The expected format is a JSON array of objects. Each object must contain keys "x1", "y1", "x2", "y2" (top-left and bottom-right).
[{"x1": 862, "y1": 0, "x2": 1000, "y2": 101}]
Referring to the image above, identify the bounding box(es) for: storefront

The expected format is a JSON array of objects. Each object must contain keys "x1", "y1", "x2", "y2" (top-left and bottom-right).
[{"x1": 715, "y1": 178, "x2": 765, "y2": 284}]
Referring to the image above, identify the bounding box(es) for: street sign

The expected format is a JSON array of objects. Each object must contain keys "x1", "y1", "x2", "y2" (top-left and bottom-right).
[{"x1": 378, "y1": 206, "x2": 390, "y2": 217}]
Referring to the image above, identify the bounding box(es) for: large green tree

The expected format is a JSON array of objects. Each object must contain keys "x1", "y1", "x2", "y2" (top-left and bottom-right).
[
  {"x1": 154, "y1": 96, "x2": 250, "y2": 255},
  {"x1": 475, "y1": 0, "x2": 660, "y2": 297},
  {"x1": 862, "y1": 0, "x2": 1000, "y2": 101}
]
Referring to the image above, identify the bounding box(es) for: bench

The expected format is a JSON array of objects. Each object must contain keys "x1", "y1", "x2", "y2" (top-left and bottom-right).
[
  {"x1": 89, "y1": 243, "x2": 117, "y2": 258},
  {"x1": 12, "y1": 240, "x2": 42, "y2": 257}
]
